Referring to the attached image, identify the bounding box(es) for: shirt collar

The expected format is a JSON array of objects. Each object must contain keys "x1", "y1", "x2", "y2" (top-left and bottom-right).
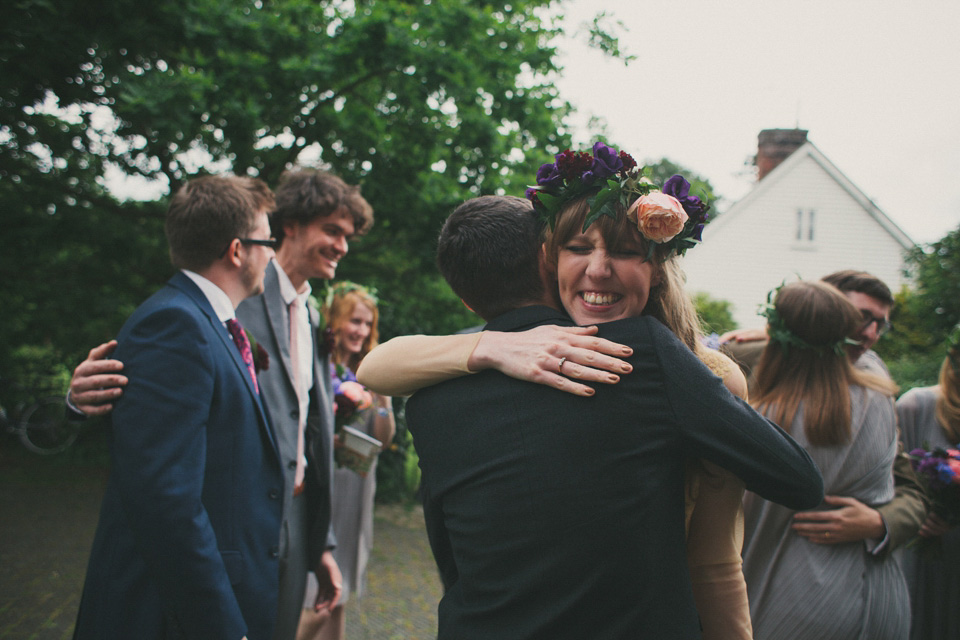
[
  {"x1": 274, "y1": 258, "x2": 312, "y2": 307},
  {"x1": 181, "y1": 269, "x2": 235, "y2": 323}
]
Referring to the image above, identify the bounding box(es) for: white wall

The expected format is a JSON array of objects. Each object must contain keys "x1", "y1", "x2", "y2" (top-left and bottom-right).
[{"x1": 683, "y1": 151, "x2": 910, "y2": 329}]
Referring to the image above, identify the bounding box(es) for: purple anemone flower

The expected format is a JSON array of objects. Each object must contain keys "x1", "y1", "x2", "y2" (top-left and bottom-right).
[{"x1": 591, "y1": 141, "x2": 624, "y2": 181}]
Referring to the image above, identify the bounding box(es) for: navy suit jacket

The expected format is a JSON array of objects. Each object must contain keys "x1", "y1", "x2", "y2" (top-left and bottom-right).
[
  {"x1": 408, "y1": 306, "x2": 824, "y2": 640},
  {"x1": 74, "y1": 273, "x2": 284, "y2": 640}
]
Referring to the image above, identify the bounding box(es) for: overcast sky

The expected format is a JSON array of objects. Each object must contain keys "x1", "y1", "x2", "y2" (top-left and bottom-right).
[{"x1": 552, "y1": 0, "x2": 960, "y2": 244}]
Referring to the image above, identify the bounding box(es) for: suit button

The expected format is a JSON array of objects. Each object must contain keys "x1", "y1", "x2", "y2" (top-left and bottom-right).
[
  {"x1": 289, "y1": 409, "x2": 298, "y2": 419},
  {"x1": 269, "y1": 489, "x2": 279, "y2": 500},
  {"x1": 288, "y1": 460, "x2": 297, "y2": 469},
  {"x1": 270, "y1": 546, "x2": 279, "y2": 558}
]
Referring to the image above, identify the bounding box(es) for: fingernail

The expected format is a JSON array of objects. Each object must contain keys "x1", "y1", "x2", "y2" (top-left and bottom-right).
[
  {"x1": 621, "y1": 347, "x2": 632, "y2": 355},
  {"x1": 621, "y1": 363, "x2": 632, "y2": 372},
  {"x1": 607, "y1": 375, "x2": 619, "y2": 383}
]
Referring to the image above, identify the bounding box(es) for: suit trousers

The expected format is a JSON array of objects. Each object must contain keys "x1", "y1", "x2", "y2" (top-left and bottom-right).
[{"x1": 272, "y1": 491, "x2": 309, "y2": 640}]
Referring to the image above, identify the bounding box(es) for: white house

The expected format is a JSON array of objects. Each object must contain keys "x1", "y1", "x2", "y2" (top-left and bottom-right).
[{"x1": 682, "y1": 129, "x2": 914, "y2": 330}]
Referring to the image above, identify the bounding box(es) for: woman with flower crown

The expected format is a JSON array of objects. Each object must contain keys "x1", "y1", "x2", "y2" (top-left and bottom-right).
[
  {"x1": 896, "y1": 325, "x2": 960, "y2": 640},
  {"x1": 740, "y1": 280, "x2": 907, "y2": 639},
  {"x1": 297, "y1": 282, "x2": 395, "y2": 640},
  {"x1": 358, "y1": 142, "x2": 763, "y2": 639}
]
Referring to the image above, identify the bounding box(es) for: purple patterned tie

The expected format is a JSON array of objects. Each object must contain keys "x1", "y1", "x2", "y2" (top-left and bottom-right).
[{"x1": 226, "y1": 318, "x2": 259, "y2": 394}]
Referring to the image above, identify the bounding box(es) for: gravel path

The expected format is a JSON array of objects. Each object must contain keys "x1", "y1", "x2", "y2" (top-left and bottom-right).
[{"x1": 0, "y1": 442, "x2": 441, "y2": 639}]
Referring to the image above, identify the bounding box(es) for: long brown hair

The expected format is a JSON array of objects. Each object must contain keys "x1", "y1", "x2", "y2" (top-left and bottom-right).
[
  {"x1": 325, "y1": 288, "x2": 379, "y2": 373},
  {"x1": 936, "y1": 352, "x2": 960, "y2": 444},
  {"x1": 542, "y1": 196, "x2": 702, "y2": 352},
  {"x1": 752, "y1": 281, "x2": 897, "y2": 446}
]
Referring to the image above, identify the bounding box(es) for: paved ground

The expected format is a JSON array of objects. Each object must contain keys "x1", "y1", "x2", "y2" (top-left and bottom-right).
[{"x1": 0, "y1": 437, "x2": 441, "y2": 639}]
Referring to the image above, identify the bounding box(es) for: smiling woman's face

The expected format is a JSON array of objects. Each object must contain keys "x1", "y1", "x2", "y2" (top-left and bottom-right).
[{"x1": 556, "y1": 225, "x2": 659, "y2": 325}]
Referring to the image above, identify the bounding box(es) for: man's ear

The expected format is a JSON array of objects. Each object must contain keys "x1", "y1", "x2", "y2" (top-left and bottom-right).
[
  {"x1": 282, "y1": 220, "x2": 299, "y2": 242},
  {"x1": 224, "y1": 238, "x2": 244, "y2": 268}
]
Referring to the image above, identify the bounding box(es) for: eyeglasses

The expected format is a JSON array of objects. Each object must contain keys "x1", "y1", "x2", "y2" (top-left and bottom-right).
[
  {"x1": 860, "y1": 311, "x2": 892, "y2": 337},
  {"x1": 239, "y1": 237, "x2": 278, "y2": 249},
  {"x1": 219, "y1": 237, "x2": 278, "y2": 258}
]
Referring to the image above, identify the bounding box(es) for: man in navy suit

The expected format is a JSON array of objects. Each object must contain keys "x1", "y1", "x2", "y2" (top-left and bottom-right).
[{"x1": 73, "y1": 177, "x2": 284, "y2": 640}]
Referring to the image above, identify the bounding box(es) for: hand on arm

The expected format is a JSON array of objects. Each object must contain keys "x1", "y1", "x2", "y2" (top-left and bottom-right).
[
  {"x1": 791, "y1": 495, "x2": 885, "y2": 544},
  {"x1": 467, "y1": 325, "x2": 633, "y2": 397},
  {"x1": 309, "y1": 550, "x2": 343, "y2": 612},
  {"x1": 372, "y1": 393, "x2": 396, "y2": 447},
  {"x1": 918, "y1": 512, "x2": 953, "y2": 538},
  {"x1": 718, "y1": 327, "x2": 766, "y2": 344},
  {"x1": 68, "y1": 340, "x2": 127, "y2": 416}
]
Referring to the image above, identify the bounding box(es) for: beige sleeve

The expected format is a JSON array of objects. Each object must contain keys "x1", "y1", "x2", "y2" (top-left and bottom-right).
[
  {"x1": 355, "y1": 332, "x2": 483, "y2": 397},
  {"x1": 686, "y1": 462, "x2": 752, "y2": 640},
  {"x1": 684, "y1": 347, "x2": 753, "y2": 640}
]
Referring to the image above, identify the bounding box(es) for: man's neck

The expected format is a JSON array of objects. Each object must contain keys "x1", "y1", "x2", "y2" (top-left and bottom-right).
[
  {"x1": 195, "y1": 265, "x2": 244, "y2": 309},
  {"x1": 275, "y1": 249, "x2": 309, "y2": 293}
]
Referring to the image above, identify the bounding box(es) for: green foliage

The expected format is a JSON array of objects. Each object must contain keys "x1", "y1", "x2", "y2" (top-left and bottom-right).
[
  {"x1": 693, "y1": 292, "x2": 737, "y2": 336},
  {"x1": 374, "y1": 403, "x2": 421, "y2": 504},
  {"x1": 874, "y1": 224, "x2": 960, "y2": 393},
  {"x1": 645, "y1": 158, "x2": 719, "y2": 212},
  {"x1": 2, "y1": 0, "x2": 595, "y2": 369}
]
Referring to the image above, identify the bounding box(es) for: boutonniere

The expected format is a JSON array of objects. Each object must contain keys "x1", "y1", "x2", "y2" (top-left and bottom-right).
[
  {"x1": 244, "y1": 329, "x2": 270, "y2": 372},
  {"x1": 317, "y1": 326, "x2": 335, "y2": 357}
]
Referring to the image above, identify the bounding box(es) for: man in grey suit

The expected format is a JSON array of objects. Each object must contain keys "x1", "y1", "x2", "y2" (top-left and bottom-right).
[
  {"x1": 68, "y1": 172, "x2": 374, "y2": 640},
  {"x1": 236, "y1": 171, "x2": 373, "y2": 639}
]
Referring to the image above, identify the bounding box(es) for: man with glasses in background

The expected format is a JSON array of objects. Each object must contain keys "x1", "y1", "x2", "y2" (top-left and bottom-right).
[
  {"x1": 69, "y1": 171, "x2": 375, "y2": 640},
  {"x1": 722, "y1": 270, "x2": 927, "y2": 558},
  {"x1": 74, "y1": 176, "x2": 283, "y2": 640}
]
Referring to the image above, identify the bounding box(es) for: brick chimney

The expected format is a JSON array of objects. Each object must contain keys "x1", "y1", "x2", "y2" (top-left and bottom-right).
[{"x1": 756, "y1": 128, "x2": 808, "y2": 180}]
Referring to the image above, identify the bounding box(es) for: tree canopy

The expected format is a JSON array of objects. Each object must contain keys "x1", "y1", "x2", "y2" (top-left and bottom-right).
[{"x1": 2, "y1": 0, "x2": 723, "y2": 383}]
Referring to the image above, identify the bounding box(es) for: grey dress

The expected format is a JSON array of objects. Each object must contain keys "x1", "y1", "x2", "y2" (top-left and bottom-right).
[
  {"x1": 896, "y1": 386, "x2": 960, "y2": 640},
  {"x1": 742, "y1": 385, "x2": 910, "y2": 640},
  {"x1": 329, "y1": 405, "x2": 379, "y2": 604}
]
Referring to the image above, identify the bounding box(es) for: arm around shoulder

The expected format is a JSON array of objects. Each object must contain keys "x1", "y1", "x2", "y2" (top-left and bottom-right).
[{"x1": 356, "y1": 332, "x2": 482, "y2": 396}]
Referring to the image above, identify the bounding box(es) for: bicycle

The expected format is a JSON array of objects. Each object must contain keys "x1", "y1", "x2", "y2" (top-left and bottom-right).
[{"x1": 1, "y1": 378, "x2": 78, "y2": 454}]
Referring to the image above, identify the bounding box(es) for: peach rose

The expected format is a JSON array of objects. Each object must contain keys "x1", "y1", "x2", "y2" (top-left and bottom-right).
[{"x1": 627, "y1": 192, "x2": 688, "y2": 243}]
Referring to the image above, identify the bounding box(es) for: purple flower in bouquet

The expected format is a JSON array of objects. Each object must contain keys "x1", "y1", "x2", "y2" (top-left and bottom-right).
[{"x1": 909, "y1": 447, "x2": 960, "y2": 529}]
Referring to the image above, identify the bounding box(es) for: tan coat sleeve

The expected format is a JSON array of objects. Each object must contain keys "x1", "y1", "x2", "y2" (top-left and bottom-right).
[{"x1": 356, "y1": 332, "x2": 483, "y2": 397}]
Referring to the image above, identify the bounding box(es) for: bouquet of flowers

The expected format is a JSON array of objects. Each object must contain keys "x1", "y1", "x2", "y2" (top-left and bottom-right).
[
  {"x1": 332, "y1": 367, "x2": 380, "y2": 476},
  {"x1": 908, "y1": 446, "x2": 960, "y2": 550}
]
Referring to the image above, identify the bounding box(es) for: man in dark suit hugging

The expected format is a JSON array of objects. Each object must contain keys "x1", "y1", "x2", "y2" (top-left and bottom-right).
[{"x1": 394, "y1": 196, "x2": 824, "y2": 639}]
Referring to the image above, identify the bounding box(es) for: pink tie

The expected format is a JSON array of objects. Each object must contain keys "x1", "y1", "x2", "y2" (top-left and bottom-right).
[
  {"x1": 290, "y1": 300, "x2": 306, "y2": 491},
  {"x1": 226, "y1": 318, "x2": 259, "y2": 394}
]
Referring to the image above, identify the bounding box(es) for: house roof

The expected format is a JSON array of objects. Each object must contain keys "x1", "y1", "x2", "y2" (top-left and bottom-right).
[{"x1": 709, "y1": 140, "x2": 914, "y2": 250}]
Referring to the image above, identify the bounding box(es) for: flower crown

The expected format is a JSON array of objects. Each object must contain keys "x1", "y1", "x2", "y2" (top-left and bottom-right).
[
  {"x1": 525, "y1": 141, "x2": 710, "y2": 261},
  {"x1": 758, "y1": 283, "x2": 860, "y2": 357}
]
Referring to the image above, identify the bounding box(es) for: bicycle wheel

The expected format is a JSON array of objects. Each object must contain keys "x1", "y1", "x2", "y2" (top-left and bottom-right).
[{"x1": 19, "y1": 395, "x2": 79, "y2": 454}]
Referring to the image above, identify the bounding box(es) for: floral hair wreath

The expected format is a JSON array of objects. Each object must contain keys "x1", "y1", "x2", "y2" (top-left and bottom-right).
[
  {"x1": 311, "y1": 280, "x2": 379, "y2": 340},
  {"x1": 758, "y1": 282, "x2": 860, "y2": 357},
  {"x1": 525, "y1": 141, "x2": 711, "y2": 261}
]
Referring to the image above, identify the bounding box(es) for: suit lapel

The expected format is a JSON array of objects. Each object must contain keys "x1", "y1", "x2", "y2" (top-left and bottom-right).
[
  {"x1": 168, "y1": 272, "x2": 276, "y2": 455},
  {"x1": 262, "y1": 262, "x2": 299, "y2": 395}
]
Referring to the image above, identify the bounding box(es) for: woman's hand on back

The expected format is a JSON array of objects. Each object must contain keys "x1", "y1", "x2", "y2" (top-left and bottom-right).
[{"x1": 468, "y1": 325, "x2": 633, "y2": 397}]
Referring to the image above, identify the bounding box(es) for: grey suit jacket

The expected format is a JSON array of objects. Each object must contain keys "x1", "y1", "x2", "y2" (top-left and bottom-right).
[{"x1": 237, "y1": 260, "x2": 337, "y2": 567}]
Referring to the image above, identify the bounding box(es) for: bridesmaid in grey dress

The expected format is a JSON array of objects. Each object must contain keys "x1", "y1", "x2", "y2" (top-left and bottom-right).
[
  {"x1": 741, "y1": 281, "x2": 908, "y2": 640},
  {"x1": 299, "y1": 283, "x2": 395, "y2": 640},
  {"x1": 896, "y1": 331, "x2": 960, "y2": 640}
]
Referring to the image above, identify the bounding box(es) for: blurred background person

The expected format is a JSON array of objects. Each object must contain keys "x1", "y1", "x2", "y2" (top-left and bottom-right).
[
  {"x1": 896, "y1": 324, "x2": 960, "y2": 640},
  {"x1": 298, "y1": 282, "x2": 395, "y2": 640},
  {"x1": 742, "y1": 280, "x2": 908, "y2": 640}
]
